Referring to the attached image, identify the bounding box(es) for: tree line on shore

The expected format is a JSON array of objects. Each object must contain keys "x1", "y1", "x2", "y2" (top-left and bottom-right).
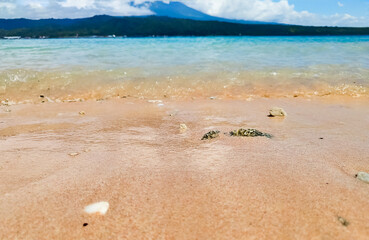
[{"x1": 1, "y1": 15, "x2": 369, "y2": 38}]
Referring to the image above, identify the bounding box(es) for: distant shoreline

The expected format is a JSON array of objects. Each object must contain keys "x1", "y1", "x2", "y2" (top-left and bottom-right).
[
  {"x1": 2, "y1": 35, "x2": 369, "y2": 40},
  {"x1": 1, "y1": 16, "x2": 369, "y2": 38}
]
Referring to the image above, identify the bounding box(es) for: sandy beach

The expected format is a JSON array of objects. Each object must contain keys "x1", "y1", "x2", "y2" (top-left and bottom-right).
[
  {"x1": 1, "y1": 97, "x2": 368, "y2": 239},
  {"x1": 1, "y1": 2, "x2": 369, "y2": 239}
]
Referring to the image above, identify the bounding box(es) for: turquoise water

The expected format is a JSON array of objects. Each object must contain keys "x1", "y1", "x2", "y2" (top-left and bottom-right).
[
  {"x1": 1, "y1": 36, "x2": 369, "y2": 71},
  {"x1": 0, "y1": 36, "x2": 368, "y2": 101}
]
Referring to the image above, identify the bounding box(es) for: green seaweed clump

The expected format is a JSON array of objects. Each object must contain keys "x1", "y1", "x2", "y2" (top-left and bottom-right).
[
  {"x1": 230, "y1": 129, "x2": 272, "y2": 138},
  {"x1": 201, "y1": 130, "x2": 220, "y2": 140}
]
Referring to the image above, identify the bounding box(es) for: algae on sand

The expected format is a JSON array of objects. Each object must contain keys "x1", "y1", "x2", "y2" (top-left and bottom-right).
[
  {"x1": 229, "y1": 128, "x2": 272, "y2": 138},
  {"x1": 201, "y1": 130, "x2": 220, "y2": 140}
]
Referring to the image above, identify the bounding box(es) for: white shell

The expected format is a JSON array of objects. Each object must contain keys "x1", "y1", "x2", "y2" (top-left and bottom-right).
[
  {"x1": 357, "y1": 172, "x2": 369, "y2": 183},
  {"x1": 84, "y1": 202, "x2": 110, "y2": 215}
]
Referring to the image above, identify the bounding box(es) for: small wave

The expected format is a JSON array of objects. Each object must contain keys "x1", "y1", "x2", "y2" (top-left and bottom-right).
[{"x1": 0, "y1": 68, "x2": 368, "y2": 104}]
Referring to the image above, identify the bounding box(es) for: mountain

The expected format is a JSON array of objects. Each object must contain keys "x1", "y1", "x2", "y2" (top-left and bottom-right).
[
  {"x1": 137, "y1": 1, "x2": 276, "y2": 24},
  {"x1": 0, "y1": 1, "x2": 276, "y2": 32},
  {"x1": 0, "y1": 18, "x2": 80, "y2": 30},
  {"x1": 0, "y1": 1, "x2": 277, "y2": 31},
  {"x1": 1, "y1": 15, "x2": 368, "y2": 38}
]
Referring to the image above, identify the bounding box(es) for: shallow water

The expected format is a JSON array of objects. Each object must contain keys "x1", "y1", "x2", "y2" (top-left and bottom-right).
[{"x1": 0, "y1": 36, "x2": 368, "y2": 101}]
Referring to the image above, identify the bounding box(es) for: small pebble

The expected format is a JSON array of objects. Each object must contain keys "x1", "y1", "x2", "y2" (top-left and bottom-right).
[
  {"x1": 338, "y1": 216, "x2": 349, "y2": 226},
  {"x1": 79, "y1": 111, "x2": 86, "y2": 116},
  {"x1": 268, "y1": 107, "x2": 287, "y2": 117},
  {"x1": 179, "y1": 124, "x2": 188, "y2": 132},
  {"x1": 84, "y1": 202, "x2": 109, "y2": 215},
  {"x1": 68, "y1": 152, "x2": 80, "y2": 157}
]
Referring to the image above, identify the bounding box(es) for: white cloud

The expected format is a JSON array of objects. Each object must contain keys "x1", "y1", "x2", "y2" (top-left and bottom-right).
[
  {"x1": 0, "y1": 0, "x2": 367, "y2": 27},
  {"x1": 185, "y1": 0, "x2": 306, "y2": 23},
  {"x1": 27, "y1": 1, "x2": 45, "y2": 9},
  {"x1": 0, "y1": 1, "x2": 16, "y2": 17},
  {"x1": 56, "y1": 0, "x2": 152, "y2": 16},
  {"x1": 338, "y1": 2, "x2": 344, "y2": 7},
  {"x1": 0, "y1": 0, "x2": 152, "y2": 19},
  {"x1": 100, "y1": 0, "x2": 152, "y2": 15},
  {"x1": 0, "y1": 2, "x2": 16, "y2": 10},
  {"x1": 183, "y1": 0, "x2": 367, "y2": 26},
  {"x1": 59, "y1": 0, "x2": 95, "y2": 9},
  {"x1": 307, "y1": 13, "x2": 360, "y2": 26},
  {"x1": 342, "y1": 13, "x2": 356, "y2": 21}
]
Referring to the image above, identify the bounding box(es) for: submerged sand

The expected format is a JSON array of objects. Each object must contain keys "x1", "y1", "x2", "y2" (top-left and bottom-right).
[{"x1": 0, "y1": 98, "x2": 369, "y2": 239}]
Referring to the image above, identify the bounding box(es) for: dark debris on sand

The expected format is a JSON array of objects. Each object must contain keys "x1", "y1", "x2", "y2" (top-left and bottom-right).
[
  {"x1": 202, "y1": 129, "x2": 272, "y2": 140},
  {"x1": 229, "y1": 128, "x2": 272, "y2": 138},
  {"x1": 201, "y1": 131, "x2": 220, "y2": 140}
]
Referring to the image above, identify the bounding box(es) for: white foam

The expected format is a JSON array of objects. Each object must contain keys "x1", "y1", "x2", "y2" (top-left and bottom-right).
[{"x1": 148, "y1": 100, "x2": 162, "y2": 103}]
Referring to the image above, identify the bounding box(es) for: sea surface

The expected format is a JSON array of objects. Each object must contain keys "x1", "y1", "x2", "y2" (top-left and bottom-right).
[{"x1": 0, "y1": 36, "x2": 368, "y2": 102}]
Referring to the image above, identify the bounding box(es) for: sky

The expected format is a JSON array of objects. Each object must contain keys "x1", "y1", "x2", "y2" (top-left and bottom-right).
[{"x1": 0, "y1": 0, "x2": 368, "y2": 27}]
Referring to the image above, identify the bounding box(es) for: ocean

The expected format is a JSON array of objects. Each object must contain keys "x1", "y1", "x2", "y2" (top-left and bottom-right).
[{"x1": 1, "y1": 36, "x2": 368, "y2": 102}]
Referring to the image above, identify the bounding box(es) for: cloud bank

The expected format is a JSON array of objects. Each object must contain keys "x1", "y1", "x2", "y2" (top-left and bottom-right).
[
  {"x1": 0, "y1": 0, "x2": 367, "y2": 27},
  {"x1": 184, "y1": 0, "x2": 367, "y2": 27}
]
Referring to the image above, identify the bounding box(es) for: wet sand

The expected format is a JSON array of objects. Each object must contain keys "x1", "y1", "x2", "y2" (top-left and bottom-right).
[{"x1": 0, "y1": 98, "x2": 369, "y2": 239}]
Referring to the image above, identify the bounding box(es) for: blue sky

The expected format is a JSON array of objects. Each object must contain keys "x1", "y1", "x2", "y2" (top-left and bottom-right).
[
  {"x1": 291, "y1": 0, "x2": 368, "y2": 16},
  {"x1": 0, "y1": 0, "x2": 368, "y2": 26}
]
